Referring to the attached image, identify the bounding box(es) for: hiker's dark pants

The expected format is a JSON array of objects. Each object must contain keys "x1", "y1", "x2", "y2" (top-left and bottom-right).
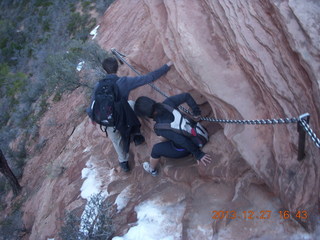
[{"x1": 151, "y1": 141, "x2": 190, "y2": 159}]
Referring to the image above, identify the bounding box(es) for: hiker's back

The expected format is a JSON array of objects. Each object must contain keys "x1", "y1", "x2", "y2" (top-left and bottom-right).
[{"x1": 154, "y1": 104, "x2": 209, "y2": 148}]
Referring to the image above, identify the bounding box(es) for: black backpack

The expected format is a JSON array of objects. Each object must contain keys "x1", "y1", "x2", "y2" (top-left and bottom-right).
[{"x1": 89, "y1": 76, "x2": 120, "y2": 128}]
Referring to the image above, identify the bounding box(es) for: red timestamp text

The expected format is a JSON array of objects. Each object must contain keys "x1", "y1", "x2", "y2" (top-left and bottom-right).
[
  {"x1": 211, "y1": 210, "x2": 308, "y2": 220},
  {"x1": 279, "y1": 210, "x2": 308, "y2": 220},
  {"x1": 211, "y1": 210, "x2": 272, "y2": 220}
]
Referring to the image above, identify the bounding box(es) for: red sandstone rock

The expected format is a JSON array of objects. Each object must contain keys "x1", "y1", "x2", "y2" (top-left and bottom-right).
[{"x1": 19, "y1": 0, "x2": 319, "y2": 239}]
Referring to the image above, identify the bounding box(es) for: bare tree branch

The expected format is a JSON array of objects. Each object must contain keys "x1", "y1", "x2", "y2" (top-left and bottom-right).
[{"x1": 0, "y1": 149, "x2": 22, "y2": 195}]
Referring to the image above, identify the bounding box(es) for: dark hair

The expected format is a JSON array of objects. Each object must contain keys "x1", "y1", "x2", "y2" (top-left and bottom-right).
[
  {"x1": 134, "y1": 96, "x2": 156, "y2": 118},
  {"x1": 102, "y1": 57, "x2": 118, "y2": 74}
]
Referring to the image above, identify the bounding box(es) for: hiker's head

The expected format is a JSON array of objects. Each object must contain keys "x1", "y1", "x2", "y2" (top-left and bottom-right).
[
  {"x1": 134, "y1": 96, "x2": 156, "y2": 118},
  {"x1": 102, "y1": 57, "x2": 118, "y2": 74}
]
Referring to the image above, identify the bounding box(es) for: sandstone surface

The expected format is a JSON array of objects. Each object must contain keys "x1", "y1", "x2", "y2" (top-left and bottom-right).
[{"x1": 18, "y1": 0, "x2": 320, "y2": 239}]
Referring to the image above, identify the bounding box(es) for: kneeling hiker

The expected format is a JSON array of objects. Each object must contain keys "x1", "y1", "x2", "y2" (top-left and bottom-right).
[
  {"x1": 134, "y1": 93, "x2": 212, "y2": 176},
  {"x1": 87, "y1": 57, "x2": 172, "y2": 172}
]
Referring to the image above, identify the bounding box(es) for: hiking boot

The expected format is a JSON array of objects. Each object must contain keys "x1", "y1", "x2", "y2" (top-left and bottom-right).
[
  {"x1": 143, "y1": 162, "x2": 158, "y2": 176},
  {"x1": 120, "y1": 161, "x2": 130, "y2": 172}
]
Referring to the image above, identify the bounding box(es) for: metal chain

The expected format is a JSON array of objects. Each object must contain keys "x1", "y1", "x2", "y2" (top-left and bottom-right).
[
  {"x1": 111, "y1": 48, "x2": 320, "y2": 148},
  {"x1": 199, "y1": 116, "x2": 299, "y2": 124},
  {"x1": 111, "y1": 48, "x2": 300, "y2": 125},
  {"x1": 299, "y1": 119, "x2": 320, "y2": 148}
]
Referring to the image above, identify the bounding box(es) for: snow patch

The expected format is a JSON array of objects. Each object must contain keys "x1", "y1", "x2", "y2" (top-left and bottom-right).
[
  {"x1": 115, "y1": 184, "x2": 133, "y2": 212},
  {"x1": 82, "y1": 146, "x2": 92, "y2": 153},
  {"x1": 90, "y1": 25, "x2": 100, "y2": 39},
  {"x1": 113, "y1": 198, "x2": 186, "y2": 240},
  {"x1": 79, "y1": 159, "x2": 108, "y2": 236},
  {"x1": 80, "y1": 161, "x2": 102, "y2": 200},
  {"x1": 77, "y1": 61, "x2": 85, "y2": 72}
]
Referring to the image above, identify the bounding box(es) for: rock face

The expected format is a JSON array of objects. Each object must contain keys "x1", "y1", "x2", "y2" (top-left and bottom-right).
[{"x1": 19, "y1": 0, "x2": 320, "y2": 239}]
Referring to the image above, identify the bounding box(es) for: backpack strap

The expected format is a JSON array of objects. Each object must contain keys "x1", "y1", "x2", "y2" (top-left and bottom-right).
[
  {"x1": 154, "y1": 123, "x2": 172, "y2": 131},
  {"x1": 154, "y1": 103, "x2": 208, "y2": 139},
  {"x1": 162, "y1": 104, "x2": 196, "y2": 125},
  {"x1": 154, "y1": 104, "x2": 192, "y2": 137},
  {"x1": 154, "y1": 104, "x2": 179, "y2": 134}
]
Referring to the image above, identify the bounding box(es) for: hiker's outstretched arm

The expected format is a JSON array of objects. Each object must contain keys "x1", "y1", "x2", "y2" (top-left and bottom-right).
[
  {"x1": 117, "y1": 64, "x2": 170, "y2": 97},
  {"x1": 164, "y1": 93, "x2": 201, "y2": 116}
]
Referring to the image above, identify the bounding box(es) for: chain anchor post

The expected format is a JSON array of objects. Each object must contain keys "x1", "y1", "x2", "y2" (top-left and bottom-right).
[{"x1": 297, "y1": 113, "x2": 310, "y2": 161}]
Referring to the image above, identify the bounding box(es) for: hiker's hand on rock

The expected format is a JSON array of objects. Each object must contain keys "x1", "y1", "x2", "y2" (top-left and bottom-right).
[
  {"x1": 166, "y1": 61, "x2": 173, "y2": 67},
  {"x1": 198, "y1": 153, "x2": 212, "y2": 166}
]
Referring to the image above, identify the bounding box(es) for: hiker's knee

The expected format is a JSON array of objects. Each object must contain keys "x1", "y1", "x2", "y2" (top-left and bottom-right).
[{"x1": 151, "y1": 142, "x2": 165, "y2": 158}]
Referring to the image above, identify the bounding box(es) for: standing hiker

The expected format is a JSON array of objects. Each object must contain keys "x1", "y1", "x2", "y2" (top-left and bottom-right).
[
  {"x1": 134, "y1": 93, "x2": 212, "y2": 176},
  {"x1": 87, "y1": 56, "x2": 172, "y2": 172}
]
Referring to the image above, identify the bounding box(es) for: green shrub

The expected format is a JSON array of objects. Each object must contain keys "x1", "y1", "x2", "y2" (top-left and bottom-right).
[
  {"x1": 0, "y1": 209, "x2": 25, "y2": 240},
  {"x1": 0, "y1": 20, "x2": 27, "y2": 64},
  {"x1": 34, "y1": 0, "x2": 53, "y2": 8},
  {"x1": 38, "y1": 97, "x2": 49, "y2": 117},
  {"x1": 0, "y1": 63, "x2": 9, "y2": 86},
  {"x1": 0, "y1": 111, "x2": 10, "y2": 126},
  {"x1": 0, "y1": 177, "x2": 8, "y2": 196},
  {"x1": 42, "y1": 19, "x2": 50, "y2": 32},
  {"x1": 82, "y1": 1, "x2": 93, "y2": 9},
  {"x1": 60, "y1": 193, "x2": 114, "y2": 240},
  {"x1": 38, "y1": 7, "x2": 48, "y2": 17},
  {"x1": 67, "y1": 12, "x2": 84, "y2": 36},
  {"x1": 52, "y1": 92, "x2": 62, "y2": 102},
  {"x1": 6, "y1": 72, "x2": 27, "y2": 97},
  {"x1": 0, "y1": 63, "x2": 27, "y2": 99},
  {"x1": 44, "y1": 40, "x2": 110, "y2": 94},
  {"x1": 69, "y1": 3, "x2": 76, "y2": 12},
  {"x1": 0, "y1": 0, "x2": 117, "y2": 191},
  {"x1": 0, "y1": 37, "x2": 8, "y2": 49}
]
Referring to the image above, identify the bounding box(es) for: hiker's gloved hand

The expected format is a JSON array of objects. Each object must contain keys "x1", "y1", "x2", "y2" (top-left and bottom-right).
[
  {"x1": 198, "y1": 153, "x2": 212, "y2": 166},
  {"x1": 193, "y1": 108, "x2": 201, "y2": 117},
  {"x1": 166, "y1": 61, "x2": 173, "y2": 67}
]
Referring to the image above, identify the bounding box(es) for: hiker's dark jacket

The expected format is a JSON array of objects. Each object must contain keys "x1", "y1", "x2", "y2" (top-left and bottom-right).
[
  {"x1": 153, "y1": 93, "x2": 205, "y2": 160},
  {"x1": 87, "y1": 64, "x2": 170, "y2": 152}
]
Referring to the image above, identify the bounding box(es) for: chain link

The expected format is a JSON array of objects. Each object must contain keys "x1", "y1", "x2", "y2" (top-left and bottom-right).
[{"x1": 199, "y1": 116, "x2": 299, "y2": 124}]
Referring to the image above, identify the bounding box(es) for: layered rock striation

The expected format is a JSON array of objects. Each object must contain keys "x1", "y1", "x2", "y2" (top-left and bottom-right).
[
  {"x1": 98, "y1": 0, "x2": 320, "y2": 228},
  {"x1": 20, "y1": 0, "x2": 320, "y2": 239}
]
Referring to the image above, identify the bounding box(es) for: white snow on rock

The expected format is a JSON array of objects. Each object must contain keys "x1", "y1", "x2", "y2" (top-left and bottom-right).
[
  {"x1": 77, "y1": 61, "x2": 85, "y2": 72},
  {"x1": 80, "y1": 160, "x2": 102, "y2": 200},
  {"x1": 90, "y1": 25, "x2": 100, "y2": 39},
  {"x1": 113, "y1": 198, "x2": 186, "y2": 240},
  {"x1": 115, "y1": 184, "x2": 133, "y2": 212}
]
